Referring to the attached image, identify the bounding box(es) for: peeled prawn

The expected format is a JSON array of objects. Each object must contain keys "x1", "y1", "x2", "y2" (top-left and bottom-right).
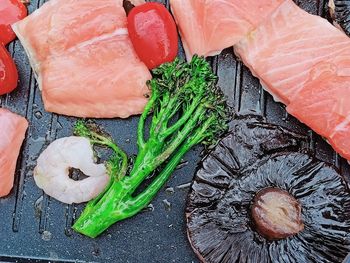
[{"x1": 34, "y1": 136, "x2": 109, "y2": 204}]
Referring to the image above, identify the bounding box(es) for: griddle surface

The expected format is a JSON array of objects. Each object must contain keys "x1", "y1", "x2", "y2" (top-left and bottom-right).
[{"x1": 1, "y1": 0, "x2": 347, "y2": 262}]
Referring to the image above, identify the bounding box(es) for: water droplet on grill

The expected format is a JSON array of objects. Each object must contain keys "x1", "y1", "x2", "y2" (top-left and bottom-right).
[
  {"x1": 41, "y1": 230, "x2": 52, "y2": 241},
  {"x1": 162, "y1": 199, "x2": 172, "y2": 211},
  {"x1": 34, "y1": 111, "x2": 42, "y2": 119},
  {"x1": 143, "y1": 203, "x2": 154, "y2": 212},
  {"x1": 34, "y1": 196, "x2": 43, "y2": 218},
  {"x1": 165, "y1": 187, "x2": 175, "y2": 195},
  {"x1": 176, "y1": 182, "x2": 191, "y2": 190}
]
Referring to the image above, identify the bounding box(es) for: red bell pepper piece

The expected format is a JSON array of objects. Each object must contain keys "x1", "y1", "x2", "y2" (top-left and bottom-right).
[
  {"x1": 0, "y1": 0, "x2": 28, "y2": 95},
  {"x1": 0, "y1": 44, "x2": 18, "y2": 95},
  {"x1": 124, "y1": 0, "x2": 178, "y2": 69},
  {"x1": 0, "y1": 0, "x2": 28, "y2": 45}
]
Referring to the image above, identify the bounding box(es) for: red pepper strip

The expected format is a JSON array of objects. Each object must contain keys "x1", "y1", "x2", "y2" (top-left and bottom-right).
[
  {"x1": 0, "y1": 0, "x2": 28, "y2": 45},
  {"x1": 0, "y1": 44, "x2": 18, "y2": 95}
]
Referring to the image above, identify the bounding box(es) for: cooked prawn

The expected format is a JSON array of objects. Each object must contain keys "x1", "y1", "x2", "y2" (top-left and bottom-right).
[{"x1": 34, "y1": 136, "x2": 109, "y2": 204}]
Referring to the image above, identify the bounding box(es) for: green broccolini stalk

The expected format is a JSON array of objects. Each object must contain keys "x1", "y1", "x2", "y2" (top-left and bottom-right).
[
  {"x1": 72, "y1": 56, "x2": 231, "y2": 238},
  {"x1": 74, "y1": 121, "x2": 128, "y2": 181}
]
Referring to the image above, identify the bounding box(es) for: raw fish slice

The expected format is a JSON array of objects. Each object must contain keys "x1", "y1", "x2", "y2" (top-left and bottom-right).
[
  {"x1": 12, "y1": 0, "x2": 127, "y2": 74},
  {"x1": 235, "y1": 0, "x2": 350, "y2": 161},
  {"x1": 170, "y1": 0, "x2": 285, "y2": 60},
  {"x1": 41, "y1": 31, "x2": 151, "y2": 118},
  {"x1": 235, "y1": 0, "x2": 350, "y2": 105},
  {"x1": 328, "y1": 121, "x2": 350, "y2": 161},
  {"x1": 287, "y1": 68, "x2": 350, "y2": 160},
  {"x1": 13, "y1": 0, "x2": 151, "y2": 118},
  {"x1": 170, "y1": 0, "x2": 251, "y2": 61},
  {"x1": 0, "y1": 108, "x2": 28, "y2": 197}
]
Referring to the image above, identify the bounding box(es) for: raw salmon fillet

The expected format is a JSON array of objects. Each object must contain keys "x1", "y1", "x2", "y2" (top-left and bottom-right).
[
  {"x1": 170, "y1": 0, "x2": 285, "y2": 60},
  {"x1": 235, "y1": 0, "x2": 350, "y2": 160},
  {"x1": 41, "y1": 32, "x2": 150, "y2": 118},
  {"x1": 235, "y1": 0, "x2": 350, "y2": 105},
  {"x1": 12, "y1": 0, "x2": 151, "y2": 118},
  {"x1": 0, "y1": 108, "x2": 28, "y2": 197},
  {"x1": 287, "y1": 67, "x2": 350, "y2": 160}
]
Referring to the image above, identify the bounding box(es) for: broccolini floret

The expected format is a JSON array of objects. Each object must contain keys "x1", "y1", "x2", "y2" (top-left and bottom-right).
[{"x1": 73, "y1": 56, "x2": 230, "y2": 238}]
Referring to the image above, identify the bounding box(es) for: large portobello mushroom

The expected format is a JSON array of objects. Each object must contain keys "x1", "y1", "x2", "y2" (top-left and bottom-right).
[{"x1": 186, "y1": 116, "x2": 350, "y2": 263}]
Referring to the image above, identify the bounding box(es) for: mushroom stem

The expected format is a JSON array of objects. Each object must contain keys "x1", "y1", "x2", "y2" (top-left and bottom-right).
[{"x1": 251, "y1": 188, "x2": 304, "y2": 240}]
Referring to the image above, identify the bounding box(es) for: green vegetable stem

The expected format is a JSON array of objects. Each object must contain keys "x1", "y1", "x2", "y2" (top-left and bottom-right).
[{"x1": 72, "y1": 56, "x2": 230, "y2": 238}]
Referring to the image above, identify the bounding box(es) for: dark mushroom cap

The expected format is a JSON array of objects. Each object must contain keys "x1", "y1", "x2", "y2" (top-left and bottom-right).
[
  {"x1": 329, "y1": 0, "x2": 350, "y2": 36},
  {"x1": 193, "y1": 116, "x2": 307, "y2": 190},
  {"x1": 186, "y1": 117, "x2": 350, "y2": 263}
]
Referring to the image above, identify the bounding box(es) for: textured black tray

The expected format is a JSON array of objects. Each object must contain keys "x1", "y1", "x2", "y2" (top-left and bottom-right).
[{"x1": 1, "y1": 0, "x2": 349, "y2": 262}]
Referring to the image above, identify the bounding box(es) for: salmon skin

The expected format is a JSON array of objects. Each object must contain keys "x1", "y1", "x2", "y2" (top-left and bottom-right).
[
  {"x1": 12, "y1": 0, "x2": 151, "y2": 118},
  {"x1": 235, "y1": 0, "x2": 350, "y2": 160},
  {"x1": 329, "y1": 0, "x2": 350, "y2": 36},
  {"x1": 0, "y1": 108, "x2": 28, "y2": 197},
  {"x1": 170, "y1": 0, "x2": 285, "y2": 61}
]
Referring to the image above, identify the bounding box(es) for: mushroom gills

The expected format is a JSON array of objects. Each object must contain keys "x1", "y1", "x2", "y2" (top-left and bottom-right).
[{"x1": 187, "y1": 116, "x2": 350, "y2": 263}]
